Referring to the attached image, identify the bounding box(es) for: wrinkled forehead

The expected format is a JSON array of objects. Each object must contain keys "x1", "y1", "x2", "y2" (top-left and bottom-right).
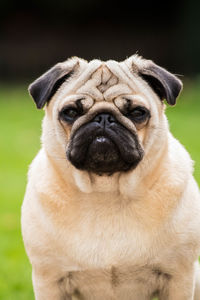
[
  {"x1": 57, "y1": 59, "x2": 151, "y2": 109},
  {"x1": 75, "y1": 60, "x2": 134, "y2": 101}
]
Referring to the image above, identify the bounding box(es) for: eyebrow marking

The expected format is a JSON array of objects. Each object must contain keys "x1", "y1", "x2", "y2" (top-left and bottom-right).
[
  {"x1": 123, "y1": 97, "x2": 131, "y2": 113},
  {"x1": 76, "y1": 98, "x2": 85, "y2": 112}
]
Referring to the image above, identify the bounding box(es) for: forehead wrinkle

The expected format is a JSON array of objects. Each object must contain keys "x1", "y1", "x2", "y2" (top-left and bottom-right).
[
  {"x1": 59, "y1": 60, "x2": 151, "y2": 107},
  {"x1": 76, "y1": 66, "x2": 105, "y2": 100},
  {"x1": 120, "y1": 60, "x2": 157, "y2": 101},
  {"x1": 103, "y1": 84, "x2": 133, "y2": 101},
  {"x1": 97, "y1": 66, "x2": 119, "y2": 96},
  {"x1": 101, "y1": 65, "x2": 112, "y2": 83},
  {"x1": 74, "y1": 64, "x2": 119, "y2": 102},
  {"x1": 60, "y1": 60, "x2": 102, "y2": 99},
  {"x1": 106, "y1": 60, "x2": 143, "y2": 93},
  {"x1": 107, "y1": 60, "x2": 160, "y2": 109}
]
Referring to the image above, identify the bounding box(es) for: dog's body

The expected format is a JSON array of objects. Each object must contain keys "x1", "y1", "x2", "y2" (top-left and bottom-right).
[{"x1": 22, "y1": 55, "x2": 200, "y2": 299}]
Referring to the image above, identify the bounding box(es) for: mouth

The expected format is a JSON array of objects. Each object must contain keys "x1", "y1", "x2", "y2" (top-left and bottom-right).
[
  {"x1": 89, "y1": 136, "x2": 119, "y2": 164},
  {"x1": 66, "y1": 114, "x2": 144, "y2": 175},
  {"x1": 67, "y1": 118, "x2": 144, "y2": 175},
  {"x1": 85, "y1": 135, "x2": 122, "y2": 174}
]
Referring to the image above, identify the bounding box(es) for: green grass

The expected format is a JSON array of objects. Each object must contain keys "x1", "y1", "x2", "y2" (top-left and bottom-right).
[
  {"x1": 0, "y1": 85, "x2": 43, "y2": 299},
  {"x1": 0, "y1": 81, "x2": 200, "y2": 299}
]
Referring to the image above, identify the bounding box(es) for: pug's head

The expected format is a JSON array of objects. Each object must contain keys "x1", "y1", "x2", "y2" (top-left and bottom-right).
[{"x1": 29, "y1": 55, "x2": 182, "y2": 176}]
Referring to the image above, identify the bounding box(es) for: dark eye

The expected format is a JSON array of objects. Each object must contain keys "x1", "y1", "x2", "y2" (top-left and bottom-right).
[
  {"x1": 60, "y1": 107, "x2": 80, "y2": 123},
  {"x1": 128, "y1": 106, "x2": 149, "y2": 122}
]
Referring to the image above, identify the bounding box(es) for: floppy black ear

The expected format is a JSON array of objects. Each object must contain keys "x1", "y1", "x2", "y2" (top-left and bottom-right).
[
  {"x1": 139, "y1": 62, "x2": 183, "y2": 106},
  {"x1": 28, "y1": 61, "x2": 77, "y2": 109}
]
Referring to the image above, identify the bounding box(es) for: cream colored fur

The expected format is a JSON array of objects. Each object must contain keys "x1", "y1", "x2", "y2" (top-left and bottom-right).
[{"x1": 21, "y1": 55, "x2": 200, "y2": 300}]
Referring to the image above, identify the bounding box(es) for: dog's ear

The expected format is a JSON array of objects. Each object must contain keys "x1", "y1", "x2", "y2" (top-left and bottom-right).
[
  {"x1": 28, "y1": 59, "x2": 79, "y2": 109},
  {"x1": 133, "y1": 58, "x2": 183, "y2": 106}
]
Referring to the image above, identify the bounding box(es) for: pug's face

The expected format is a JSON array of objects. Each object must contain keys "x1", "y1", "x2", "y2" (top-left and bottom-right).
[{"x1": 29, "y1": 55, "x2": 182, "y2": 175}]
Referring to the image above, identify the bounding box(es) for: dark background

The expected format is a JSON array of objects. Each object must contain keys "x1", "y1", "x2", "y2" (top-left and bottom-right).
[{"x1": 0, "y1": 0, "x2": 200, "y2": 81}]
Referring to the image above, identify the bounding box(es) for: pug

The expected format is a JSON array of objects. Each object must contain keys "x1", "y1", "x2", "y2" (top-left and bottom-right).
[{"x1": 21, "y1": 55, "x2": 200, "y2": 300}]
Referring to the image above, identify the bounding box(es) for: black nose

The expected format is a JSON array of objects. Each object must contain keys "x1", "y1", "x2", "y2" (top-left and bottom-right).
[{"x1": 92, "y1": 113, "x2": 116, "y2": 127}]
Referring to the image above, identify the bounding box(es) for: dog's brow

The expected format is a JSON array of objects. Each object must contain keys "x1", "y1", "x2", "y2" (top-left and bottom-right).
[
  {"x1": 75, "y1": 98, "x2": 85, "y2": 109},
  {"x1": 123, "y1": 97, "x2": 131, "y2": 110}
]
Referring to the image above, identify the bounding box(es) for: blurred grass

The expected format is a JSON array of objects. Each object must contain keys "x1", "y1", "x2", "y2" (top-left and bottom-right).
[
  {"x1": 0, "y1": 85, "x2": 43, "y2": 300},
  {"x1": 0, "y1": 81, "x2": 200, "y2": 299}
]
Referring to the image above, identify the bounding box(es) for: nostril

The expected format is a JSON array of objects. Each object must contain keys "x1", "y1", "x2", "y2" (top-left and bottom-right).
[
  {"x1": 93, "y1": 113, "x2": 116, "y2": 125},
  {"x1": 107, "y1": 115, "x2": 115, "y2": 123},
  {"x1": 94, "y1": 115, "x2": 102, "y2": 123}
]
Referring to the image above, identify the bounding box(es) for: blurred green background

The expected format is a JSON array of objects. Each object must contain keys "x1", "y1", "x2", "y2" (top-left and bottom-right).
[
  {"x1": 0, "y1": 0, "x2": 200, "y2": 299},
  {"x1": 0, "y1": 81, "x2": 200, "y2": 299}
]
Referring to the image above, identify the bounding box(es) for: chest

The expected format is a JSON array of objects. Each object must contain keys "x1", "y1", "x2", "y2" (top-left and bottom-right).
[
  {"x1": 56, "y1": 202, "x2": 175, "y2": 270},
  {"x1": 59, "y1": 211, "x2": 159, "y2": 269}
]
